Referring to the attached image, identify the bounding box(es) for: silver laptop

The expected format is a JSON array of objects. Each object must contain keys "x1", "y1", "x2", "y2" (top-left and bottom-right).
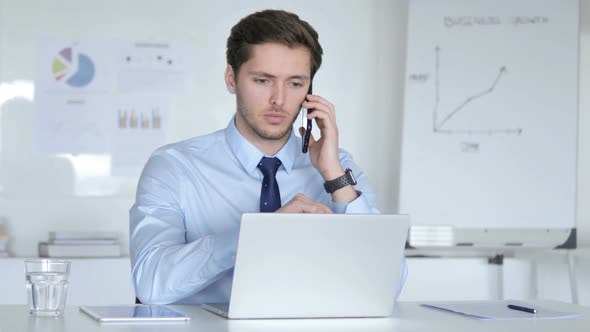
[{"x1": 202, "y1": 213, "x2": 409, "y2": 319}]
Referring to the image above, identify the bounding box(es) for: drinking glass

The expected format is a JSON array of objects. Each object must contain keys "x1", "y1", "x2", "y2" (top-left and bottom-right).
[{"x1": 25, "y1": 259, "x2": 71, "y2": 316}]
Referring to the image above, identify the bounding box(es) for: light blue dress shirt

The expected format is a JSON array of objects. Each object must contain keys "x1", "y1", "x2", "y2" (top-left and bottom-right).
[{"x1": 129, "y1": 118, "x2": 386, "y2": 304}]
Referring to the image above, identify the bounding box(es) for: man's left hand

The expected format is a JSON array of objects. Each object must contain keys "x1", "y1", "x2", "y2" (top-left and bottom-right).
[
  {"x1": 300, "y1": 94, "x2": 344, "y2": 181},
  {"x1": 300, "y1": 94, "x2": 359, "y2": 204}
]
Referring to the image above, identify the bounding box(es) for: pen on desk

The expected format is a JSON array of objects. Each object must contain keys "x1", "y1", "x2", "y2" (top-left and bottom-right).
[{"x1": 507, "y1": 304, "x2": 537, "y2": 314}]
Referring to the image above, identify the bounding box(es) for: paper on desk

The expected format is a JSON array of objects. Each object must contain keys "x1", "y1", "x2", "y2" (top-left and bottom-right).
[{"x1": 421, "y1": 300, "x2": 581, "y2": 320}]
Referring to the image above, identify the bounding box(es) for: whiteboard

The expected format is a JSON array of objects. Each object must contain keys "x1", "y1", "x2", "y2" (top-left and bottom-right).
[{"x1": 400, "y1": 0, "x2": 579, "y2": 231}]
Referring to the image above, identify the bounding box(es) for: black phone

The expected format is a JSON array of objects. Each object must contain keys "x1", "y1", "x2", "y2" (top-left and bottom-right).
[{"x1": 301, "y1": 82, "x2": 313, "y2": 153}]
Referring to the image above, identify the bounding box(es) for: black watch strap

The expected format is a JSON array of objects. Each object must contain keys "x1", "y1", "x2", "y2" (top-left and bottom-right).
[{"x1": 324, "y1": 168, "x2": 357, "y2": 194}]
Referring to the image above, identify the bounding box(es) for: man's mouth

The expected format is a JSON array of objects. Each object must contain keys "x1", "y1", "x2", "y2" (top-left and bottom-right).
[{"x1": 264, "y1": 113, "x2": 288, "y2": 124}]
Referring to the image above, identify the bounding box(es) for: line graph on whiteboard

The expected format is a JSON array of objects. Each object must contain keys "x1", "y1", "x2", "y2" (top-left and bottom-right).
[
  {"x1": 431, "y1": 46, "x2": 523, "y2": 136},
  {"x1": 401, "y1": 0, "x2": 578, "y2": 231}
]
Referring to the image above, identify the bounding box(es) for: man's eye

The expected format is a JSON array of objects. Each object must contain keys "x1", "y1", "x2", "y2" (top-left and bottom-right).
[
  {"x1": 254, "y1": 79, "x2": 269, "y2": 84},
  {"x1": 291, "y1": 82, "x2": 303, "y2": 87}
]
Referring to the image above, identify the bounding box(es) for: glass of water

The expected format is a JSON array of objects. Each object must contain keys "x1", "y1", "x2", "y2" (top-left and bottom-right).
[{"x1": 25, "y1": 259, "x2": 71, "y2": 316}]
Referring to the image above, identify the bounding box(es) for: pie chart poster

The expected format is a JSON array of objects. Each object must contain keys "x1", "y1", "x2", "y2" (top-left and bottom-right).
[
  {"x1": 33, "y1": 38, "x2": 116, "y2": 154},
  {"x1": 34, "y1": 38, "x2": 115, "y2": 93}
]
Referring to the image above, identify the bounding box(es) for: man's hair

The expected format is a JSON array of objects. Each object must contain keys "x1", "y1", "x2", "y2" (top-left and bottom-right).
[{"x1": 226, "y1": 9, "x2": 323, "y2": 78}]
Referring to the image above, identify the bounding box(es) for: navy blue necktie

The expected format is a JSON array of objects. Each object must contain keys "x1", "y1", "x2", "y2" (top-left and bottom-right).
[{"x1": 258, "y1": 157, "x2": 282, "y2": 212}]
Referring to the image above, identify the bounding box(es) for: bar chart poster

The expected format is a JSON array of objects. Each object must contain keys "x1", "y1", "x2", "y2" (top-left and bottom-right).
[{"x1": 399, "y1": 0, "x2": 578, "y2": 229}]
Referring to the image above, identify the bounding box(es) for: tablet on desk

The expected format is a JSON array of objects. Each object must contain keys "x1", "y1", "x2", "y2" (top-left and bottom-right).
[{"x1": 80, "y1": 305, "x2": 190, "y2": 322}]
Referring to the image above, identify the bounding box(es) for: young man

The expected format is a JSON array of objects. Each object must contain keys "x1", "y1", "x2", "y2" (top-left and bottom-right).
[{"x1": 130, "y1": 9, "x2": 379, "y2": 304}]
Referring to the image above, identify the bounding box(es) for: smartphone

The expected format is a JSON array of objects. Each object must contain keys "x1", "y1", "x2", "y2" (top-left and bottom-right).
[{"x1": 301, "y1": 82, "x2": 313, "y2": 153}]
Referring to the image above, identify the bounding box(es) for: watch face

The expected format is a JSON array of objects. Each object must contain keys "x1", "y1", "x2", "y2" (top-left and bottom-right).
[
  {"x1": 346, "y1": 168, "x2": 357, "y2": 185},
  {"x1": 324, "y1": 169, "x2": 357, "y2": 194}
]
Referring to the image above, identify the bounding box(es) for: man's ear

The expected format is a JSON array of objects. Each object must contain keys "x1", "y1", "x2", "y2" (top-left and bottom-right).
[{"x1": 225, "y1": 65, "x2": 236, "y2": 94}]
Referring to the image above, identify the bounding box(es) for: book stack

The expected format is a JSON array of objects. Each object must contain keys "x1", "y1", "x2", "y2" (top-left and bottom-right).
[
  {"x1": 0, "y1": 223, "x2": 8, "y2": 257},
  {"x1": 39, "y1": 231, "x2": 121, "y2": 258}
]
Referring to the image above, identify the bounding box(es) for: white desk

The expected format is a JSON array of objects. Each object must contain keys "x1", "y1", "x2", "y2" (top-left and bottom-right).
[{"x1": 0, "y1": 301, "x2": 588, "y2": 332}]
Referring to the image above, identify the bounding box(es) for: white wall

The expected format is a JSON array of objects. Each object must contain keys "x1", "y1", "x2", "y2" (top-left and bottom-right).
[
  {"x1": 0, "y1": 0, "x2": 589, "y2": 304},
  {"x1": 2, "y1": 255, "x2": 588, "y2": 306},
  {"x1": 0, "y1": 258, "x2": 134, "y2": 305},
  {"x1": 400, "y1": 253, "x2": 590, "y2": 306},
  {"x1": 577, "y1": 0, "x2": 590, "y2": 246},
  {"x1": 0, "y1": 0, "x2": 409, "y2": 257}
]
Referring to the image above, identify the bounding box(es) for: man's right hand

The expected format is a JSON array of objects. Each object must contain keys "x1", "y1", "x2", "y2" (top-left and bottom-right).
[{"x1": 276, "y1": 193, "x2": 332, "y2": 213}]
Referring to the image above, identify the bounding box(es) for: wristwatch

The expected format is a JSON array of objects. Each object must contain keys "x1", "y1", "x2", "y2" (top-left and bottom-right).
[{"x1": 324, "y1": 168, "x2": 357, "y2": 194}]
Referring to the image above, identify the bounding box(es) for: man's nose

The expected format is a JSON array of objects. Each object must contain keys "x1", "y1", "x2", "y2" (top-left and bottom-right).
[{"x1": 270, "y1": 85, "x2": 285, "y2": 108}]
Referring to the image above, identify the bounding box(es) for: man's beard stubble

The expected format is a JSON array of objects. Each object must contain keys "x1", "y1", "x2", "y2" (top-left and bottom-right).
[{"x1": 235, "y1": 89, "x2": 299, "y2": 141}]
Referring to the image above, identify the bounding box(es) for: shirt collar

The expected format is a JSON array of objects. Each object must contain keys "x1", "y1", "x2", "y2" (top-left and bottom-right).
[{"x1": 225, "y1": 116, "x2": 298, "y2": 175}]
